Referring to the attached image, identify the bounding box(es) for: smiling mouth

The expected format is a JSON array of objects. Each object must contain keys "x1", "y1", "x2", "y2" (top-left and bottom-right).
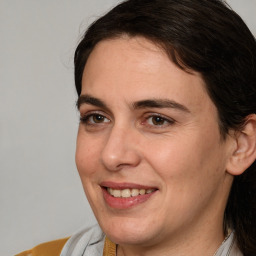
[
  {"x1": 101, "y1": 183, "x2": 158, "y2": 209},
  {"x1": 106, "y1": 187, "x2": 157, "y2": 198}
]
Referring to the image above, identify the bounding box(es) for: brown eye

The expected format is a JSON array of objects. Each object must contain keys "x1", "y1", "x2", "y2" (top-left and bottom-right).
[
  {"x1": 145, "y1": 115, "x2": 175, "y2": 127},
  {"x1": 80, "y1": 113, "x2": 110, "y2": 124},
  {"x1": 151, "y1": 116, "x2": 166, "y2": 125},
  {"x1": 92, "y1": 114, "x2": 106, "y2": 123}
]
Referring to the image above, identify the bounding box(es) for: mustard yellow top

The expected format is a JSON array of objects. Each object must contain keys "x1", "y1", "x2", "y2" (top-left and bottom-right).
[
  {"x1": 103, "y1": 237, "x2": 116, "y2": 256},
  {"x1": 15, "y1": 236, "x2": 116, "y2": 256}
]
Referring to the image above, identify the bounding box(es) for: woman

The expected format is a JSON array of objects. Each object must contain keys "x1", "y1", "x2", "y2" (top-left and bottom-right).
[{"x1": 17, "y1": 0, "x2": 256, "y2": 255}]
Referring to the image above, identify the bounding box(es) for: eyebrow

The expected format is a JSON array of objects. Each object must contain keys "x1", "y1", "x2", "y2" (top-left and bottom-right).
[
  {"x1": 77, "y1": 95, "x2": 109, "y2": 110},
  {"x1": 77, "y1": 94, "x2": 190, "y2": 113},
  {"x1": 132, "y1": 99, "x2": 190, "y2": 113}
]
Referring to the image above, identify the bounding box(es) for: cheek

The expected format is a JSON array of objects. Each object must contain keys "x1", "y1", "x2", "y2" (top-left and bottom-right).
[
  {"x1": 142, "y1": 132, "x2": 227, "y2": 225},
  {"x1": 75, "y1": 129, "x2": 101, "y2": 178},
  {"x1": 144, "y1": 128, "x2": 225, "y2": 187},
  {"x1": 75, "y1": 131, "x2": 104, "y2": 208}
]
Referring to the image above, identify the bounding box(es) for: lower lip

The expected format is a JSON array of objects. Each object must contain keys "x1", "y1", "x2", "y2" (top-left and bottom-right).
[{"x1": 102, "y1": 188, "x2": 157, "y2": 209}]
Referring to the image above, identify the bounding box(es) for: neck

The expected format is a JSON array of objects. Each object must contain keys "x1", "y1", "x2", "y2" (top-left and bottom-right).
[
  {"x1": 117, "y1": 228, "x2": 225, "y2": 256},
  {"x1": 117, "y1": 209, "x2": 226, "y2": 256}
]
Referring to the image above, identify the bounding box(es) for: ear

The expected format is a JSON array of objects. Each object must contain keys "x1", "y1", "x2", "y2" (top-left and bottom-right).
[{"x1": 226, "y1": 114, "x2": 256, "y2": 176}]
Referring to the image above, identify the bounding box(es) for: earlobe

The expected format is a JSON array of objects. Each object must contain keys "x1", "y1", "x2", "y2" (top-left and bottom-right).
[{"x1": 226, "y1": 114, "x2": 256, "y2": 176}]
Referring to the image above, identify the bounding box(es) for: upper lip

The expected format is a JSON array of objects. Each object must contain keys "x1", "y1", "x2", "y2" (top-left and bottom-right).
[{"x1": 100, "y1": 181, "x2": 158, "y2": 190}]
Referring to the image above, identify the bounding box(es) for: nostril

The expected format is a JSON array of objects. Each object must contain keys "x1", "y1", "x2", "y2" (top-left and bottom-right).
[
  {"x1": 100, "y1": 127, "x2": 141, "y2": 171},
  {"x1": 100, "y1": 148, "x2": 141, "y2": 172}
]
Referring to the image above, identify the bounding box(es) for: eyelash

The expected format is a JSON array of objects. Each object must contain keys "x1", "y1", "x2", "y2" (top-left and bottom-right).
[
  {"x1": 79, "y1": 112, "x2": 175, "y2": 128},
  {"x1": 143, "y1": 114, "x2": 175, "y2": 127},
  {"x1": 80, "y1": 112, "x2": 110, "y2": 125}
]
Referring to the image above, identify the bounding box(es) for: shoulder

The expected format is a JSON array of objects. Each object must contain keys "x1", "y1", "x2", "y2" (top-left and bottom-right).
[
  {"x1": 15, "y1": 224, "x2": 104, "y2": 256},
  {"x1": 15, "y1": 237, "x2": 70, "y2": 256},
  {"x1": 60, "y1": 224, "x2": 105, "y2": 256},
  {"x1": 215, "y1": 231, "x2": 243, "y2": 256}
]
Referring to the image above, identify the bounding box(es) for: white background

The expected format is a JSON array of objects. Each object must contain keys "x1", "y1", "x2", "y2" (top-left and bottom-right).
[{"x1": 0, "y1": 1, "x2": 255, "y2": 255}]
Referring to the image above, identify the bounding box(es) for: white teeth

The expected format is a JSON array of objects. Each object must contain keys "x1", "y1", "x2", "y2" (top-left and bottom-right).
[
  {"x1": 146, "y1": 189, "x2": 154, "y2": 194},
  {"x1": 139, "y1": 189, "x2": 146, "y2": 195},
  {"x1": 131, "y1": 188, "x2": 139, "y2": 197},
  {"x1": 121, "y1": 189, "x2": 131, "y2": 198},
  {"x1": 112, "y1": 189, "x2": 121, "y2": 198},
  {"x1": 107, "y1": 187, "x2": 155, "y2": 198}
]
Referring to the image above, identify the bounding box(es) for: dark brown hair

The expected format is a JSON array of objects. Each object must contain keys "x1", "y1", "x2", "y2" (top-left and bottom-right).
[{"x1": 74, "y1": 0, "x2": 256, "y2": 254}]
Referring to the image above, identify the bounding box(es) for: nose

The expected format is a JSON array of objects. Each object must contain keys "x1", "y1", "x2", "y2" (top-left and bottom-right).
[{"x1": 100, "y1": 126, "x2": 141, "y2": 172}]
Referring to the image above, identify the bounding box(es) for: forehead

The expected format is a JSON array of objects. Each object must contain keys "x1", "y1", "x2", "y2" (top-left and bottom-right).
[
  {"x1": 81, "y1": 37, "x2": 215, "y2": 115},
  {"x1": 84, "y1": 37, "x2": 171, "y2": 82}
]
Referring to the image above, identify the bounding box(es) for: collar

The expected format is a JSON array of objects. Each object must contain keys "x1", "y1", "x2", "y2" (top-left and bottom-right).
[{"x1": 103, "y1": 237, "x2": 116, "y2": 256}]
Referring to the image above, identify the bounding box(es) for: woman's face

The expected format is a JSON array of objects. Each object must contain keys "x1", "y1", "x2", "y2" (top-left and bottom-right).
[{"x1": 76, "y1": 37, "x2": 234, "y2": 247}]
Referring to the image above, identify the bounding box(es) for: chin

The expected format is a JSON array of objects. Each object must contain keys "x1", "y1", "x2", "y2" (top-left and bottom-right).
[
  {"x1": 107, "y1": 229, "x2": 154, "y2": 246},
  {"x1": 99, "y1": 216, "x2": 159, "y2": 246}
]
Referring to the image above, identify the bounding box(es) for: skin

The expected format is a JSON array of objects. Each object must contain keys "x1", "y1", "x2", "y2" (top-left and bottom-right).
[{"x1": 75, "y1": 37, "x2": 236, "y2": 256}]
